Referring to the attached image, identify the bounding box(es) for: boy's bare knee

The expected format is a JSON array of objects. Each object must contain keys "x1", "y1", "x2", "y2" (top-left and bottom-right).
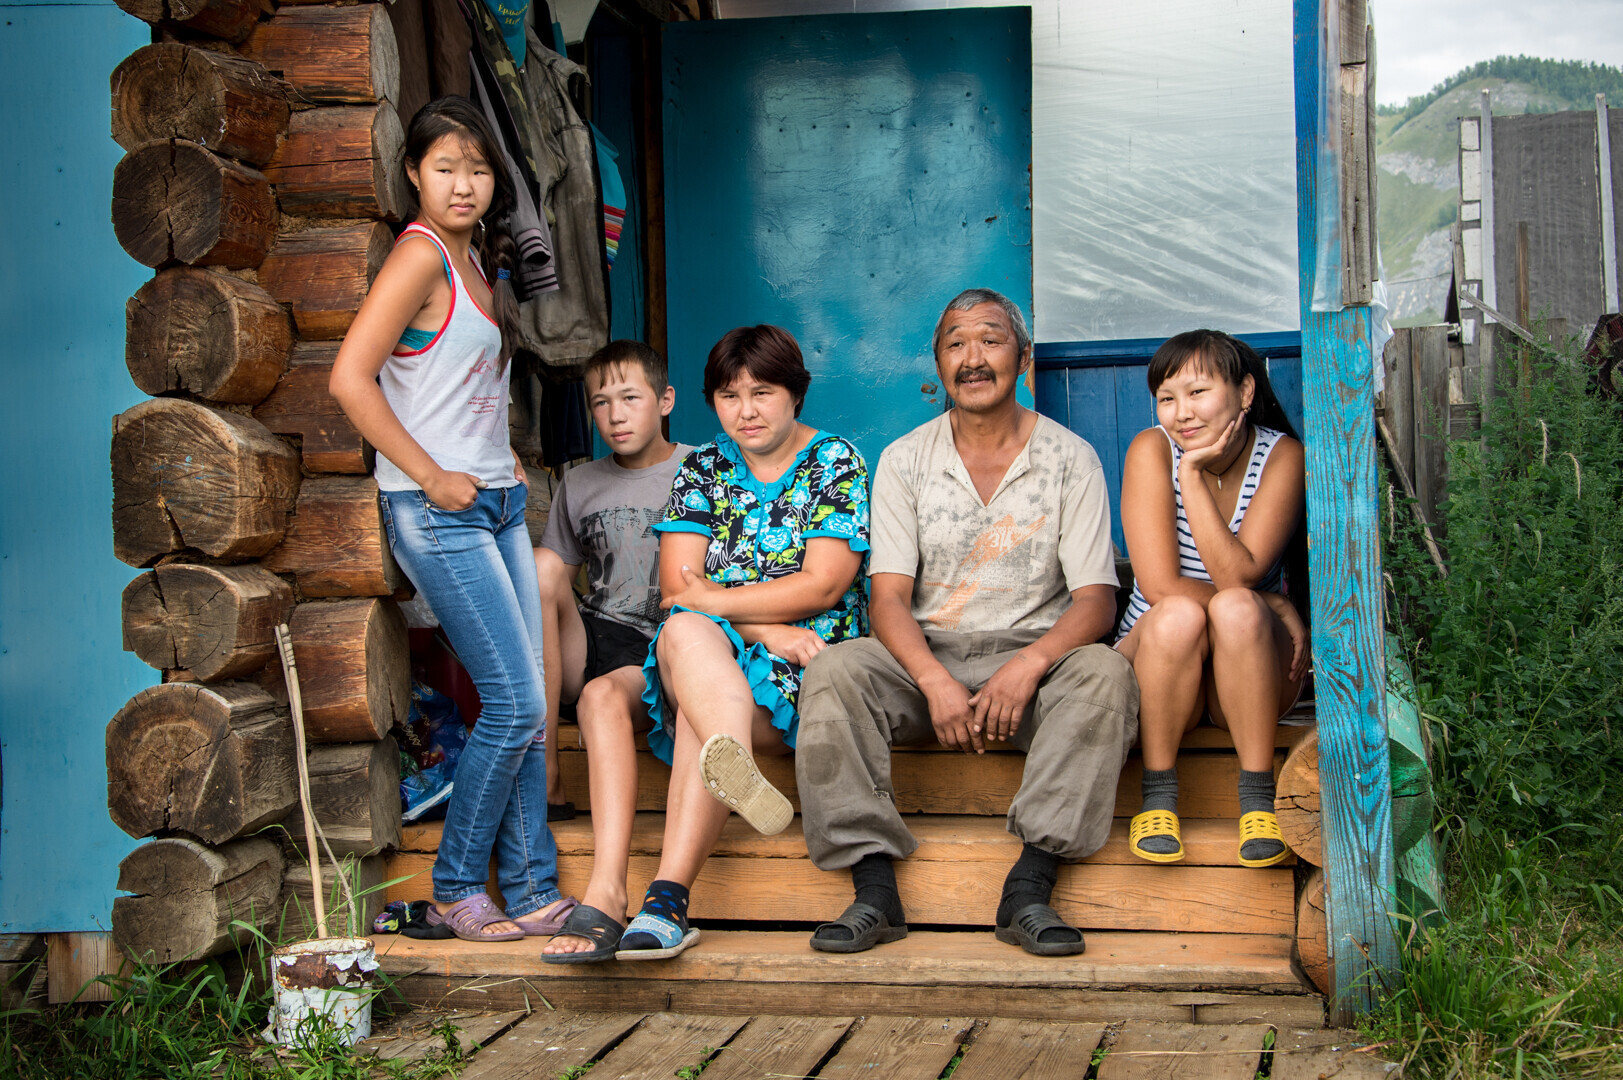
[
  {"x1": 534, "y1": 547, "x2": 573, "y2": 602},
  {"x1": 577, "y1": 675, "x2": 633, "y2": 721}
]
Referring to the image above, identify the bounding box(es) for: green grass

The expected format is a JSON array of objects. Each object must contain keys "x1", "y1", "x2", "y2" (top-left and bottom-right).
[
  {"x1": 1377, "y1": 338, "x2": 1623, "y2": 1077},
  {"x1": 0, "y1": 955, "x2": 467, "y2": 1079}
]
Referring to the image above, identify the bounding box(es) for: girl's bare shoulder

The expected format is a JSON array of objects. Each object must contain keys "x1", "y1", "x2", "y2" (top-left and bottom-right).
[{"x1": 1125, "y1": 426, "x2": 1173, "y2": 465}]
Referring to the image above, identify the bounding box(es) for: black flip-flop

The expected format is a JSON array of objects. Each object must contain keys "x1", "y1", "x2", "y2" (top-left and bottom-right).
[
  {"x1": 548, "y1": 801, "x2": 577, "y2": 822},
  {"x1": 995, "y1": 902, "x2": 1086, "y2": 956},
  {"x1": 809, "y1": 902, "x2": 908, "y2": 954},
  {"x1": 541, "y1": 903, "x2": 624, "y2": 964}
]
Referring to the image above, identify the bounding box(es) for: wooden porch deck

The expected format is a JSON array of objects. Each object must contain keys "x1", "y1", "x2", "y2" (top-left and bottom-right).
[
  {"x1": 367, "y1": 1007, "x2": 1396, "y2": 1079},
  {"x1": 376, "y1": 712, "x2": 1323, "y2": 1024}
]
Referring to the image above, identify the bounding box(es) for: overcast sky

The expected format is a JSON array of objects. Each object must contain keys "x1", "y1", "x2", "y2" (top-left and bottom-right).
[{"x1": 1375, "y1": 0, "x2": 1623, "y2": 105}]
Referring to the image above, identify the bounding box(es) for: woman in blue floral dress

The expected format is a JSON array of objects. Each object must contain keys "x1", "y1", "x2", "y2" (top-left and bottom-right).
[{"x1": 616, "y1": 324, "x2": 870, "y2": 959}]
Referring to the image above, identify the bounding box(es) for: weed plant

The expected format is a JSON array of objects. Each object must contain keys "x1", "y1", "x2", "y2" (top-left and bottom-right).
[
  {"x1": 1379, "y1": 341, "x2": 1623, "y2": 1076},
  {"x1": 0, "y1": 954, "x2": 465, "y2": 1079}
]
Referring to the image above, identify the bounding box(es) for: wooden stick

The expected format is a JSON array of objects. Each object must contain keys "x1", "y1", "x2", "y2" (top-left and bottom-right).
[
  {"x1": 276, "y1": 623, "x2": 327, "y2": 939},
  {"x1": 1376, "y1": 416, "x2": 1448, "y2": 577}
]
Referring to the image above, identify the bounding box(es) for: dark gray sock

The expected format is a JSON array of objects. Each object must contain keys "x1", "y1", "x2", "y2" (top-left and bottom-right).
[
  {"x1": 1238, "y1": 769, "x2": 1285, "y2": 862},
  {"x1": 1136, "y1": 768, "x2": 1180, "y2": 855}
]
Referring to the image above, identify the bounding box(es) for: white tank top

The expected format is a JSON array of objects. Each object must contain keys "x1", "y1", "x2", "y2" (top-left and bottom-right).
[
  {"x1": 1116, "y1": 424, "x2": 1286, "y2": 638},
  {"x1": 373, "y1": 224, "x2": 514, "y2": 492}
]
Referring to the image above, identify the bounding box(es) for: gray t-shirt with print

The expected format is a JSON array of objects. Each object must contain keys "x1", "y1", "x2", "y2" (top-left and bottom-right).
[{"x1": 540, "y1": 445, "x2": 690, "y2": 637}]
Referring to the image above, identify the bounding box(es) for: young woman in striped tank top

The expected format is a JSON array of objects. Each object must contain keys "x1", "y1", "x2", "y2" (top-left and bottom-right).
[
  {"x1": 1114, "y1": 331, "x2": 1308, "y2": 868},
  {"x1": 331, "y1": 98, "x2": 575, "y2": 941}
]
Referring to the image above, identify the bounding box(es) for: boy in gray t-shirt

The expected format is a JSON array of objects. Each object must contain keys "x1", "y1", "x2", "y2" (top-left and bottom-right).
[
  {"x1": 535, "y1": 341, "x2": 687, "y2": 808},
  {"x1": 534, "y1": 341, "x2": 688, "y2": 960}
]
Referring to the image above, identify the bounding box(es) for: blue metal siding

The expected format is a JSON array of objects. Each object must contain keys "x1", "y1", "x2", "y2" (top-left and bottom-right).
[
  {"x1": 661, "y1": 8, "x2": 1033, "y2": 461},
  {"x1": 0, "y1": 3, "x2": 153, "y2": 932}
]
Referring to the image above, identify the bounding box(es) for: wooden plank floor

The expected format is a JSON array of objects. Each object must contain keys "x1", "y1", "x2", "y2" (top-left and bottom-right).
[{"x1": 374, "y1": 1008, "x2": 1399, "y2": 1079}]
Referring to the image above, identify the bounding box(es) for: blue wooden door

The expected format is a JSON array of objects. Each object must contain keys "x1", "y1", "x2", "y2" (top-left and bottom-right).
[{"x1": 661, "y1": 8, "x2": 1032, "y2": 461}]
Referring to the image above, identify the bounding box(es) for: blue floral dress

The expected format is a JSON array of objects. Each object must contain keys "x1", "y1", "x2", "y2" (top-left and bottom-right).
[{"x1": 639, "y1": 431, "x2": 870, "y2": 764}]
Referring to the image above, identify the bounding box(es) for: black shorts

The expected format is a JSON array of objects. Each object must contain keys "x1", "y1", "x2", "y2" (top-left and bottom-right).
[{"x1": 580, "y1": 611, "x2": 653, "y2": 683}]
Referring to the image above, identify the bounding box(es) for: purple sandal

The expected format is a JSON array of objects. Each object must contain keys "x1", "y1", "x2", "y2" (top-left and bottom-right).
[
  {"x1": 512, "y1": 897, "x2": 580, "y2": 937},
  {"x1": 425, "y1": 893, "x2": 524, "y2": 942}
]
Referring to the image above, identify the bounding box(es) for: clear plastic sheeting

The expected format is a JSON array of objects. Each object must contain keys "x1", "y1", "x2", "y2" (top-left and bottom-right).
[{"x1": 1033, "y1": 0, "x2": 1299, "y2": 342}]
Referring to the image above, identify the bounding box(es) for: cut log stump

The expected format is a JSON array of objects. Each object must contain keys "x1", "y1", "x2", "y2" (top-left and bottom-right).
[
  {"x1": 113, "y1": 0, "x2": 261, "y2": 44},
  {"x1": 111, "y1": 45, "x2": 289, "y2": 166},
  {"x1": 283, "y1": 737, "x2": 402, "y2": 857},
  {"x1": 243, "y1": 5, "x2": 400, "y2": 106},
  {"x1": 111, "y1": 397, "x2": 301, "y2": 566},
  {"x1": 258, "y1": 223, "x2": 392, "y2": 339},
  {"x1": 264, "y1": 105, "x2": 405, "y2": 220},
  {"x1": 112, "y1": 140, "x2": 276, "y2": 269},
  {"x1": 1275, "y1": 729, "x2": 1321, "y2": 867},
  {"x1": 263, "y1": 476, "x2": 406, "y2": 598},
  {"x1": 1296, "y1": 867, "x2": 1331, "y2": 996},
  {"x1": 253, "y1": 344, "x2": 368, "y2": 474},
  {"x1": 287, "y1": 598, "x2": 409, "y2": 742},
  {"x1": 112, "y1": 837, "x2": 282, "y2": 963},
  {"x1": 125, "y1": 268, "x2": 292, "y2": 404},
  {"x1": 122, "y1": 563, "x2": 294, "y2": 681},
  {"x1": 106, "y1": 682, "x2": 296, "y2": 843}
]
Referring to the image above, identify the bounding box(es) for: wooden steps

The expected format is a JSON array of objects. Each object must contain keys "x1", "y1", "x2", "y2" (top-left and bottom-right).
[
  {"x1": 549, "y1": 718, "x2": 1313, "y2": 817},
  {"x1": 375, "y1": 930, "x2": 1319, "y2": 1025},
  {"x1": 389, "y1": 815, "x2": 1296, "y2": 935},
  {"x1": 376, "y1": 709, "x2": 1320, "y2": 1019}
]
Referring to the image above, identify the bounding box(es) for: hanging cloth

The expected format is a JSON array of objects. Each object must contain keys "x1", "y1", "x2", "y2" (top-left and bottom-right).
[
  {"x1": 591, "y1": 124, "x2": 626, "y2": 270},
  {"x1": 481, "y1": 0, "x2": 532, "y2": 68},
  {"x1": 470, "y1": 52, "x2": 560, "y2": 298},
  {"x1": 513, "y1": 26, "x2": 610, "y2": 366}
]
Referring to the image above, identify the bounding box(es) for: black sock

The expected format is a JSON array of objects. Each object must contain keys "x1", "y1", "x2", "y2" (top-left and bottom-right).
[
  {"x1": 641, "y1": 879, "x2": 690, "y2": 925},
  {"x1": 1137, "y1": 768, "x2": 1181, "y2": 855},
  {"x1": 1238, "y1": 770, "x2": 1285, "y2": 861},
  {"x1": 997, "y1": 843, "x2": 1061, "y2": 928},
  {"x1": 819, "y1": 854, "x2": 904, "y2": 941}
]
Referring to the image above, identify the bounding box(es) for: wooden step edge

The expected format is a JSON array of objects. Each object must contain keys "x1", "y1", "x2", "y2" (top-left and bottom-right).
[
  {"x1": 398, "y1": 813, "x2": 1295, "y2": 868},
  {"x1": 372, "y1": 929, "x2": 1311, "y2": 995},
  {"x1": 551, "y1": 714, "x2": 1316, "y2": 753}
]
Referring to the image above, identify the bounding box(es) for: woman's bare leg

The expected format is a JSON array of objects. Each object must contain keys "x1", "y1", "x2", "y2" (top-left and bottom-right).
[
  {"x1": 1204, "y1": 589, "x2": 1300, "y2": 772},
  {"x1": 542, "y1": 667, "x2": 648, "y2": 954},
  {"x1": 1118, "y1": 595, "x2": 1211, "y2": 772}
]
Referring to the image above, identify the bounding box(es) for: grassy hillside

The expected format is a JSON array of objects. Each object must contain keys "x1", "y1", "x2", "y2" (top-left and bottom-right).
[{"x1": 1375, "y1": 57, "x2": 1623, "y2": 325}]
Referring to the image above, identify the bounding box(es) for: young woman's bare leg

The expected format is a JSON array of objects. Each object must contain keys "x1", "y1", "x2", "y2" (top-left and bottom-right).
[{"x1": 1118, "y1": 594, "x2": 1211, "y2": 772}]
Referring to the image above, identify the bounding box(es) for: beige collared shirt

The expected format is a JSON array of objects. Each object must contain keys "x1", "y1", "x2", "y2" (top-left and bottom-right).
[{"x1": 869, "y1": 412, "x2": 1116, "y2": 633}]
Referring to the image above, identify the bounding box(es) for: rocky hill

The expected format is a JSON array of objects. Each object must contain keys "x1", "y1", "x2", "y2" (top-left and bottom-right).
[{"x1": 1377, "y1": 58, "x2": 1623, "y2": 326}]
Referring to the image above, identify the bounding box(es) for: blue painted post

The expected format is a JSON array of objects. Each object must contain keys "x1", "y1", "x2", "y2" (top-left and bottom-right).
[{"x1": 1292, "y1": 0, "x2": 1401, "y2": 1020}]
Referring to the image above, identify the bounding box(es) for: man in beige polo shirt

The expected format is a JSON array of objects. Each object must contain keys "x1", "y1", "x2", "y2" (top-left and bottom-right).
[{"x1": 795, "y1": 288, "x2": 1139, "y2": 956}]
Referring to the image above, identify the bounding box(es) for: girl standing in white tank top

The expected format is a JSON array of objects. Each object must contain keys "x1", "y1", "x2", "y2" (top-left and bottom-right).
[
  {"x1": 1113, "y1": 331, "x2": 1308, "y2": 871},
  {"x1": 331, "y1": 98, "x2": 572, "y2": 943}
]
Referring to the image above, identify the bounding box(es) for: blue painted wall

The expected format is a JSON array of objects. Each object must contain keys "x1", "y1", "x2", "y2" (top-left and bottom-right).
[
  {"x1": 0, "y1": 2, "x2": 153, "y2": 932},
  {"x1": 661, "y1": 8, "x2": 1032, "y2": 461}
]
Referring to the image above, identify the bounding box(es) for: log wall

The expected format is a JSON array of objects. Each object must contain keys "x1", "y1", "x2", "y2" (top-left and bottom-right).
[{"x1": 105, "y1": 4, "x2": 412, "y2": 963}]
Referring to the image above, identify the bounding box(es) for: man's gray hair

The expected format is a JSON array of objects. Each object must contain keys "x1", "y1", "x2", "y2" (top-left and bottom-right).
[{"x1": 931, "y1": 288, "x2": 1032, "y2": 358}]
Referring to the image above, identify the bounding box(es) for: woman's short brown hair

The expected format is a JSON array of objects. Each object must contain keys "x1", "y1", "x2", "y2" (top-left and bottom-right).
[{"x1": 703, "y1": 325, "x2": 812, "y2": 417}]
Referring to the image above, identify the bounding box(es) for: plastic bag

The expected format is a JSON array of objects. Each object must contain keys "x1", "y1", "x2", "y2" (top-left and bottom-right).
[{"x1": 395, "y1": 681, "x2": 467, "y2": 823}]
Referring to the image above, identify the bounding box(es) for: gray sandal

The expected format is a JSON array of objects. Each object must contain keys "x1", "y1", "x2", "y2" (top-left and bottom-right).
[{"x1": 995, "y1": 902, "x2": 1086, "y2": 956}]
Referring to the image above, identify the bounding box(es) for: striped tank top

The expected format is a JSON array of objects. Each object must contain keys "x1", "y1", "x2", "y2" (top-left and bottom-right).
[
  {"x1": 1115, "y1": 424, "x2": 1286, "y2": 639},
  {"x1": 374, "y1": 224, "x2": 513, "y2": 492}
]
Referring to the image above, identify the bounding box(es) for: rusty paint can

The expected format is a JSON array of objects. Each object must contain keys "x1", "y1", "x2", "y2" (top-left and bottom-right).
[{"x1": 264, "y1": 936, "x2": 377, "y2": 1046}]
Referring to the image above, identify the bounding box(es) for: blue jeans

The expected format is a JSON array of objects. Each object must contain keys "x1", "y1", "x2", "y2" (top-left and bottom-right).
[{"x1": 379, "y1": 483, "x2": 560, "y2": 919}]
